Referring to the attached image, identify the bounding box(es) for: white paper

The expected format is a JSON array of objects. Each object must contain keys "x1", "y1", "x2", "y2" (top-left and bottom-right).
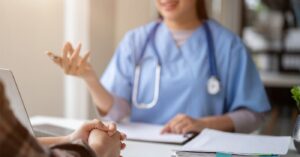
[
  {"x1": 117, "y1": 122, "x2": 189, "y2": 144},
  {"x1": 176, "y1": 129, "x2": 291, "y2": 155}
]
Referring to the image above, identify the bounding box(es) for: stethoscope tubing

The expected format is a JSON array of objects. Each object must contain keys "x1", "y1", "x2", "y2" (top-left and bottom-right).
[
  {"x1": 138, "y1": 22, "x2": 162, "y2": 66},
  {"x1": 203, "y1": 22, "x2": 219, "y2": 78}
]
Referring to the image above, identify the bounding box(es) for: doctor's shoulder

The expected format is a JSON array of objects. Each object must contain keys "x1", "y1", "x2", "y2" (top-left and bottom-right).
[{"x1": 207, "y1": 19, "x2": 249, "y2": 55}]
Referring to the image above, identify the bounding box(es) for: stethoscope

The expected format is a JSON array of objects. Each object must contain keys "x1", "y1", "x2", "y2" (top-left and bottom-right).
[{"x1": 132, "y1": 21, "x2": 221, "y2": 109}]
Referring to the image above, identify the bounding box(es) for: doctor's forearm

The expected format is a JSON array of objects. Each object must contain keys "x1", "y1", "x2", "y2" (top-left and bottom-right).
[
  {"x1": 83, "y1": 71, "x2": 113, "y2": 116},
  {"x1": 200, "y1": 115, "x2": 235, "y2": 132}
]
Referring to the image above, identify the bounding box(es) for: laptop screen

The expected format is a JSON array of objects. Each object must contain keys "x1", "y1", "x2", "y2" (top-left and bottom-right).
[{"x1": 0, "y1": 69, "x2": 34, "y2": 135}]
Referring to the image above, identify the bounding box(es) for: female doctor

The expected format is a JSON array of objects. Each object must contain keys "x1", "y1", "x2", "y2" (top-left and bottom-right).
[{"x1": 47, "y1": 0, "x2": 270, "y2": 134}]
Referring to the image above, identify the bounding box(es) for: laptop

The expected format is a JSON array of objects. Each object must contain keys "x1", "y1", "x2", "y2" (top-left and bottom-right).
[{"x1": 0, "y1": 69, "x2": 73, "y2": 137}]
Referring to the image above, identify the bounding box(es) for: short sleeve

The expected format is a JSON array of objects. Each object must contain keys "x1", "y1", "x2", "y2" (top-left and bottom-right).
[
  {"x1": 225, "y1": 37, "x2": 271, "y2": 113},
  {"x1": 100, "y1": 32, "x2": 136, "y2": 103}
]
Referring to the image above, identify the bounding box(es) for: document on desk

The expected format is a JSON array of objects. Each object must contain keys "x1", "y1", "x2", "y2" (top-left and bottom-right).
[
  {"x1": 174, "y1": 129, "x2": 291, "y2": 156},
  {"x1": 117, "y1": 122, "x2": 191, "y2": 144}
]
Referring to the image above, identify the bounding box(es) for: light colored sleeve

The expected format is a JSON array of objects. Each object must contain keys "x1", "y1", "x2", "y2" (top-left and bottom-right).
[
  {"x1": 100, "y1": 31, "x2": 135, "y2": 102},
  {"x1": 227, "y1": 109, "x2": 266, "y2": 133},
  {"x1": 224, "y1": 36, "x2": 271, "y2": 113},
  {"x1": 97, "y1": 95, "x2": 131, "y2": 122},
  {"x1": 98, "y1": 31, "x2": 136, "y2": 122}
]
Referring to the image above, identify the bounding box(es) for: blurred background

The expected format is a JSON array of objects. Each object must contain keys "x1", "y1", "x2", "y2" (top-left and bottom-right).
[{"x1": 0, "y1": 0, "x2": 299, "y2": 136}]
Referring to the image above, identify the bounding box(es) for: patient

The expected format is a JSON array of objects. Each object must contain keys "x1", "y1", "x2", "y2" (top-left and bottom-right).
[{"x1": 0, "y1": 81, "x2": 126, "y2": 157}]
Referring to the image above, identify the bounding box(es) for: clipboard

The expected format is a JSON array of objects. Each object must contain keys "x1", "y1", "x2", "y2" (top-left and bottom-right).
[{"x1": 117, "y1": 122, "x2": 197, "y2": 145}]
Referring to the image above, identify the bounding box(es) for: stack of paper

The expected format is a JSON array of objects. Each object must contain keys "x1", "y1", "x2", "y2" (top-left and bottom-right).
[{"x1": 174, "y1": 129, "x2": 291, "y2": 157}]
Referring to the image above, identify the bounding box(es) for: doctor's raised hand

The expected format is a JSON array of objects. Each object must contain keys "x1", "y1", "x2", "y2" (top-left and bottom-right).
[
  {"x1": 46, "y1": 42, "x2": 92, "y2": 78},
  {"x1": 46, "y1": 42, "x2": 114, "y2": 116}
]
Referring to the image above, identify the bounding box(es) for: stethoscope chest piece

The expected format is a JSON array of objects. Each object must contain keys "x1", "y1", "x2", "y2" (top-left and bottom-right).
[{"x1": 207, "y1": 76, "x2": 221, "y2": 95}]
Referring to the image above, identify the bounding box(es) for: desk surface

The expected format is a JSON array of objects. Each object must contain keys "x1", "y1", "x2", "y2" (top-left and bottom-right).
[
  {"x1": 123, "y1": 140, "x2": 298, "y2": 157},
  {"x1": 31, "y1": 116, "x2": 298, "y2": 157}
]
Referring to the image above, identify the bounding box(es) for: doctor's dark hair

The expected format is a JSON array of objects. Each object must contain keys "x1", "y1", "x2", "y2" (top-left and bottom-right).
[
  {"x1": 158, "y1": 0, "x2": 208, "y2": 21},
  {"x1": 195, "y1": 0, "x2": 208, "y2": 20}
]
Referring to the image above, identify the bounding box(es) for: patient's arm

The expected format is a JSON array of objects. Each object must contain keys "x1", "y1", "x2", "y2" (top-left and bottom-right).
[
  {"x1": 38, "y1": 136, "x2": 70, "y2": 146},
  {"x1": 0, "y1": 82, "x2": 48, "y2": 156},
  {"x1": 0, "y1": 81, "x2": 125, "y2": 157},
  {"x1": 38, "y1": 123, "x2": 126, "y2": 157},
  {"x1": 0, "y1": 82, "x2": 94, "y2": 156}
]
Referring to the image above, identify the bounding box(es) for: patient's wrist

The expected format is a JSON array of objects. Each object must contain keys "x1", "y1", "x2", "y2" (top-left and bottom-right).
[
  {"x1": 63, "y1": 134, "x2": 73, "y2": 143},
  {"x1": 38, "y1": 136, "x2": 70, "y2": 146}
]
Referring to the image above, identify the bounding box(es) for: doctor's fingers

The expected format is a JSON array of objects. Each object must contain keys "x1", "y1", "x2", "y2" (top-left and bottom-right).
[
  {"x1": 64, "y1": 42, "x2": 75, "y2": 56},
  {"x1": 161, "y1": 118, "x2": 180, "y2": 134},
  {"x1": 161, "y1": 124, "x2": 172, "y2": 134},
  {"x1": 80, "y1": 51, "x2": 91, "y2": 65},
  {"x1": 68, "y1": 44, "x2": 82, "y2": 73},
  {"x1": 168, "y1": 115, "x2": 195, "y2": 133},
  {"x1": 172, "y1": 121, "x2": 190, "y2": 134},
  {"x1": 168, "y1": 115, "x2": 190, "y2": 128},
  {"x1": 62, "y1": 42, "x2": 80, "y2": 73},
  {"x1": 62, "y1": 46, "x2": 71, "y2": 74},
  {"x1": 73, "y1": 52, "x2": 90, "y2": 75},
  {"x1": 46, "y1": 51, "x2": 63, "y2": 67},
  {"x1": 161, "y1": 118, "x2": 183, "y2": 134},
  {"x1": 169, "y1": 118, "x2": 192, "y2": 134}
]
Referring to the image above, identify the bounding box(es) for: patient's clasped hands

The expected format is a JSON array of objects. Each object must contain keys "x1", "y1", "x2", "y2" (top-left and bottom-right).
[
  {"x1": 70, "y1": 119, "x2": 127, "y2": 157},
  {"x1": 0, "y1": 80, "x2": 125, "y2": 157},
  {"x1": 40, "y1": 118, "x2": 127, "y2": 157}
]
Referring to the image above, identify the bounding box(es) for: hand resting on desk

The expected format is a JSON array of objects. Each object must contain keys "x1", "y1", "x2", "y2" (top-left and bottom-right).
[{"x1": 161, "y1": 113, "x2": 234, "y2": 134}]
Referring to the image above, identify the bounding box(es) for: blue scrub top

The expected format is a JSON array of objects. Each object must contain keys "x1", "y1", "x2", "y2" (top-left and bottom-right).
[{"x1": 101, "y1": 20, "x2": 271, "y2": 125}]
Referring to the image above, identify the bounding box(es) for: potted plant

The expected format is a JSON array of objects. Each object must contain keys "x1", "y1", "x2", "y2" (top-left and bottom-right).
[{"x1": 291, "y1": 86, "x2": 300, "y2": 153}]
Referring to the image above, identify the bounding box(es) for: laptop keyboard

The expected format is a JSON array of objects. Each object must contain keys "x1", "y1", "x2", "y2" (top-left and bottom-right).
[{"x1": 33, "y1": 124, "x2": 74, "y2": 137}]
